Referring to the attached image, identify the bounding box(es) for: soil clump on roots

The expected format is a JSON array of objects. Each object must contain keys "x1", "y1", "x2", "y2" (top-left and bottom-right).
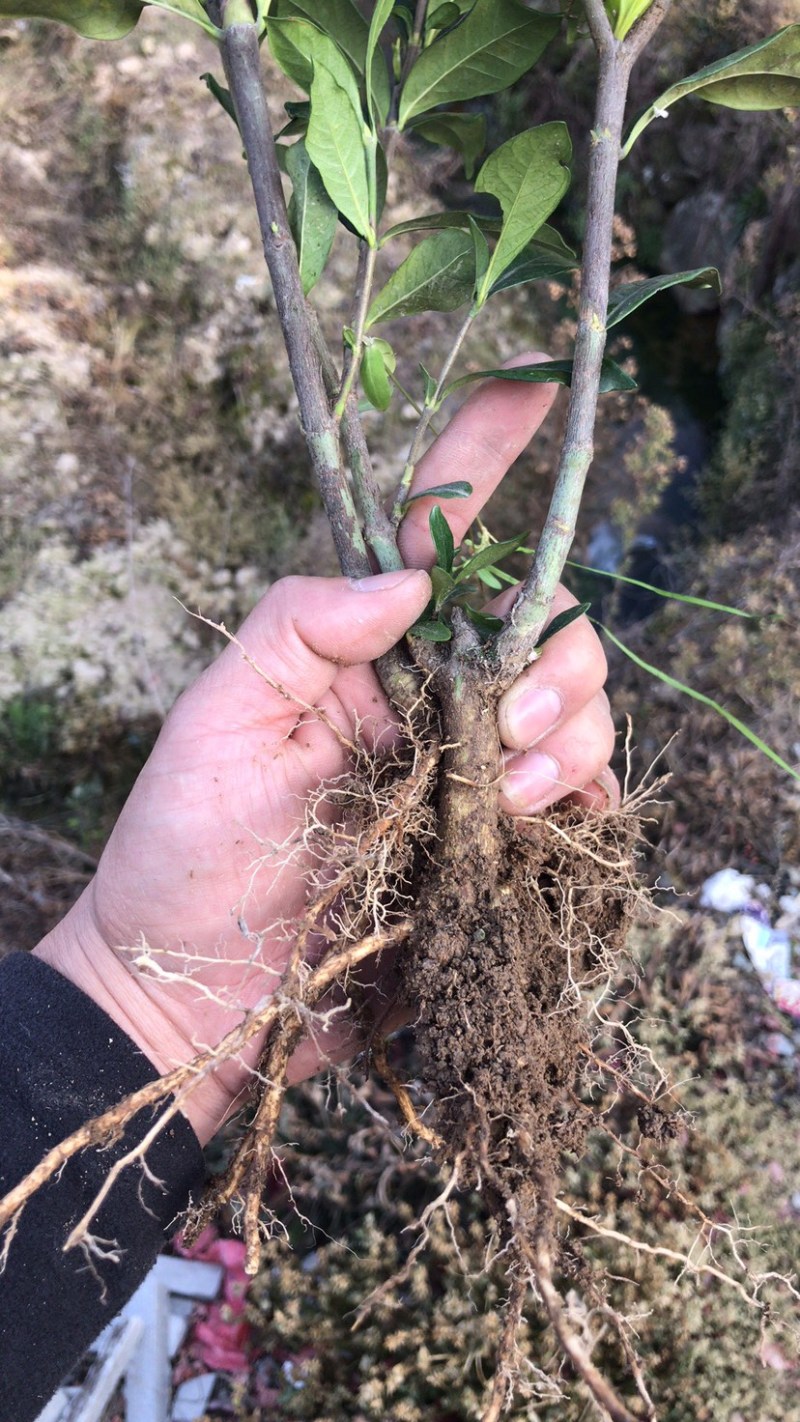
[{"x1": 403, "y1": 808, "x2": 638, "y2": 1238}]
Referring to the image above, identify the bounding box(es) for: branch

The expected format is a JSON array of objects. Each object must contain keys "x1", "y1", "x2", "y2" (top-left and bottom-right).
[
  {"x1": 335, "y1": 241, "x2": 379, "y2": 418},
  {"x1": 310, "y1": 316, "x2": 425, "y2": 707},
  {"x1": 220, "y1": 18, "x2": 422, "y2": 712},
  {"x1": 220, "y1": 20, "x2": 371, "y2": 579},
  {"x1": 309, "y1": 312, "x2": 404, "y2": 575},
  {"x1": 399, "y1": 0, "x2": 429, "y2": 91},
  {"x1": 621, "y1": 0, "x2": 673, "y2": 63},
  {"x1": 582, "y1": 0, "x2": 615, "y2": 51},
  {"x1": 391, "y1": 306, "x2": 476, "y2": 525},
  {"x1": 492, "y1": 0, "x2": 670, "y2": 687}
]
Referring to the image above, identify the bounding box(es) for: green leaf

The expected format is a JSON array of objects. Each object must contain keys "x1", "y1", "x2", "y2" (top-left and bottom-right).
[
  {"x1": 406, "y1": 111, "x2": 487, "y2": 178},
  {"x1": 146, "y1": 0, "x2": 217, "y2": 31},
  {"x1": 365, "y1": 0, "x2": 394, "y2": 125},
  {"x1": 456, "y1": 532, "x2": 528, "y2": 582},
  {"x1": 599, "y1": 623, "x2": 800, "y2": 784},
  {"x1": 606, "y1": 268, "x2": 722, "y2": 327},
  {"x1": 360, "y1": 340, "x2": 395, "y2": 410},
  {"x1": 285, "y1": 139, "x2": 338, "y2": 295},
  {"x1": 430, "y1": 565, "x2": 456, "y2": 608},
  {"x1": 475, "y1": 123, "x2": 572, "y2": 303},
  {"x1": 380, "y1": 212, "x2": 574, "y2": 261},
  {"x1": 566, "y1": 560, "x2": 755, "y2": 618},
  {"x1": 623, "y1": 24, "x2": 800, "y2": 155},
  {"x1": 277, "y1": 99, "x2": 310, "y2": 138},
  {"x1": 428, "y1": 1, "x2": 463, "y2": 31},
  {"x1": 487, "y1": 236, "x2": 577, "y2": 294},
  {"x1": 268, "y1": 15, "x2": 357, "y2": 93},
  {"x1": 272, "y1": 0, "x2": 391, "y2": 123},
  {"x1": 536, "y1": 601, "x2": 591, "y2": 648},
  {"x1": 380, "y1": 210, "x2": 499, "y2": 245},
  {"x1": 201, "y1": 73, "x2": 239, "y2": 131},
  {"x1": 405, "y1": 479, "x2": 473, "y2": 504},
  {"x1": 371, "y1": 337, "x2": 397, "y2": 372},
  {"x1": 442, "y1": 358, "x2": 637, "y2": 400},
  {"x1": 419, "y1": 363, "x2": 438, "y2": 404},
  {"x1": 271, "y1": 0, "x2": 366, "y2": 73},
  {"x1": 306, "y1": 63, "x2": 374, "y2": 243},
  {"x1": 531, "y1": 223, "x2": 577, "y2": 258},
  {"x1": 398, "y1": 0, "x2": 560, "y2": 127},
  {"x1": 464, "y1": 606, "x2": 505, "y2": 641},
  {"x1": 409, "y1": 617, "x2": 453, "y2": 641},
  {"x1": 468, "y1": 215, "x2": 490, "y2": 294},
  {"x1": 366, "y1": 229, "x2": 474, "y2": 326},
  {"x1": 392, "y1": 0, "x2": 414, "y2": 41},
  {"x1": 604, "y1": 0, "x2": 655, "y2": 42},
  {"x1": 0, "y1": 0, "x2": 143, "y2": 38},
  {"x1": 479, "y1": 564, "x2": 516, "y2": 587},
  {"x1": 486, "y1": 221, "x2": 579, "y2": 296},
  {"x1": 430, "y1": 505, "x2": 455, "y2": 571}
]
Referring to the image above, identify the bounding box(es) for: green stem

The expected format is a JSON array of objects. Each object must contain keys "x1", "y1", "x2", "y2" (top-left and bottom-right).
[
  {"x1": 220, "y1": 0, "x2": 257, "y2": 23},
  {"x1": 389, "y1": 371, "x2": 439, "y2": 429},
  {"x1": 391, "y1": 305, "x2": 476, "y2": 525},
  {"x1": 334, "y1": 240, "x2": 379, "y2": 420},
  {"x1": 309, "y1": 313, "x2": 403, "y2": 575},
  {"x1": 402, "y1": 0, "x2": 429, "y2": 87},
  {"x1": 491, "y1": 2, "x2": 671, "y2": 688},
  {"x1": 220, "y1": 21, "x2": 371, "y2": 579}
]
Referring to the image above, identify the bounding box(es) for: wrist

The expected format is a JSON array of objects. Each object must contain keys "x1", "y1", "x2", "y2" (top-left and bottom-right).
[{"x1": 33, "y1": 894, "x2": 236, "y2": 1145}]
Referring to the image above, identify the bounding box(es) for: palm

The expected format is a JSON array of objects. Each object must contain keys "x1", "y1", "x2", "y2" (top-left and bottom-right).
[{"x1": 89, "y1": 652, "x2": 388, "y2": 1044}]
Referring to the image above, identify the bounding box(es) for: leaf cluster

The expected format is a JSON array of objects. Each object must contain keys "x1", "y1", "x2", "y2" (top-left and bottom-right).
[
  {"x1": 16, "y1": 1, "x2": 797, "y2": 452},
  {"x1": 410, "y1": 503, "x2": 591, "y2": 647}
]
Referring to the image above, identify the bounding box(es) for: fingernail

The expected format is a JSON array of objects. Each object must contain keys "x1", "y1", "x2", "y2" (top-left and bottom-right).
[
  {"x1": 505, "y1": 687, "x2": 563, "y2": 747},
  {"x1": 348, "y1": 569, "x2": 425, "y2": 593},
  {"x1": 504, "y1": 752, "x2": 560, "y2": 811},
  {"x1": 589, "y1": 769, "x2": 620, "y2": 809}
]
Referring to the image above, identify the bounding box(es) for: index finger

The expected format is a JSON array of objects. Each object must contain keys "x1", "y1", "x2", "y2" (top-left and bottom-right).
[{"x1": 397, "y1": 350, "x2": 559, "y2": 570}]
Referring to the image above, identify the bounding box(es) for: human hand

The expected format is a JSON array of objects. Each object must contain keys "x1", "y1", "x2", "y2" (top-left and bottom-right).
[{"x1": 35, "y1": 356, "x2": 617, "y2": 1143}]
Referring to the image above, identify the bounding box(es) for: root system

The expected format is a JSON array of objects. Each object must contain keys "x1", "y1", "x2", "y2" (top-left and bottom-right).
[{"x1": 3, "y1": 698, "x2": 796, "y2": 1422}]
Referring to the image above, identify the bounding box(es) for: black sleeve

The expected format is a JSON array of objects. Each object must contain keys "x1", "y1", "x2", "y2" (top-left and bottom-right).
[{"x1": 0, "y1": 952, "x2": 206, "y2": 1422}]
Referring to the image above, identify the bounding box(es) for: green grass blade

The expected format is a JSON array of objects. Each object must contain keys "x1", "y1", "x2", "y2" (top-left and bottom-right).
[
  {"x1": 567, "y1": 560, "x2": 755, "y2": 618},
  {"x1": 492, "y1": 540, "x2": 760, "y2": 619},
  {"x1": 598, "y1": 622, "x2": 800, "y2": 784}
]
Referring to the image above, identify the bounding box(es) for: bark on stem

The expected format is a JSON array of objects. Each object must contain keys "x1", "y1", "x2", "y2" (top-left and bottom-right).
[
  {"x1": 307, "y1": 311, "x2": 404, "y2": 574},
  {"x1": 220, "y1": 22, "x2": 371, "y2": 579},
  {"x1": 492, "y1": 2, "x2": 670, "y2": 689}
]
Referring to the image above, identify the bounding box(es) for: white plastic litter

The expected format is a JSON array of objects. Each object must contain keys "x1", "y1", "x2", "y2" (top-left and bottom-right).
[
  {"x1": 700, "y1": 868, "x2": 764, "y2": 914},
  {"x1": 740, "y1": 917, "x2": 792, "y2": 984},
  {"x1": 33, "y1": 1318, "x2": 144, "y2": 1422},
  {"x1": 171, "y1": 1373, "x2": 218, "y2": 1422},
  {"x1": 34, "y1": 1255, "x2": 224, "y2": 1422},
  {"x1": 700, "y1": 867, "x2": 800, "y2": 1024}
]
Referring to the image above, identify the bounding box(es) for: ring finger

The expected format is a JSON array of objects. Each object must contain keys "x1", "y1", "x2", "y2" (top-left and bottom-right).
[{"x1": 499, "y1": 692, "x2": 618, "y2": 816}]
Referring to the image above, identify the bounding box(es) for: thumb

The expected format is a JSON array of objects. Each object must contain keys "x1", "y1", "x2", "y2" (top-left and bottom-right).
[{"x1": 197, "y1": 569, "x2": 431, "y2": 726}]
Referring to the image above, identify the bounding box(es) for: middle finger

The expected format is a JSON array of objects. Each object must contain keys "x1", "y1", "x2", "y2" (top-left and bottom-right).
[{"x1": 397, "y1": 351, "x2": 559, "y2": 570}]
